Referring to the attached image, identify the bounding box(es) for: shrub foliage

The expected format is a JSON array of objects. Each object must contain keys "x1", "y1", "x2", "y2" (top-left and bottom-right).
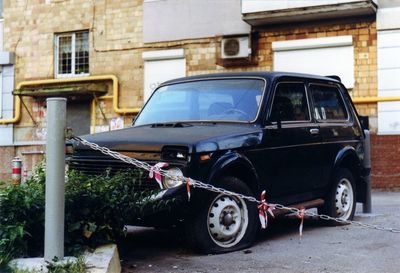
[{"x1": 0, "y1": 163, "x2": 176, "y2": 267}]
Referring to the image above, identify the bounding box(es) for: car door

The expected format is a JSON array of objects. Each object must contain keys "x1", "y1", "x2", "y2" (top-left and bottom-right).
[
  {"x1": 308, "y1": 83, "x2": 361, "y2": 190},
  {"x1": 257, "y1": 81, "x2": 323, "y2": 202}
]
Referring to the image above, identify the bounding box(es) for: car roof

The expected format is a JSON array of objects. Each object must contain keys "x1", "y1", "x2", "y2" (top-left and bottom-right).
[{"x1": 162, "y1": 71, "x2": 342, "y2": 86}]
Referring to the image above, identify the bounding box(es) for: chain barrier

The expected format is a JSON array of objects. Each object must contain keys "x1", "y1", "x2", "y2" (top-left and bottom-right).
[{"x1": 70, "y1": 135, "x2": 400, "y2": 234}]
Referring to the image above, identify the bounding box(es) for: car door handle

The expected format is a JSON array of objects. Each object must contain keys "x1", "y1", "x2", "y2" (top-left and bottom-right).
[{"x1": 310, "y1": 128, "x2": 319, "y2": 135}]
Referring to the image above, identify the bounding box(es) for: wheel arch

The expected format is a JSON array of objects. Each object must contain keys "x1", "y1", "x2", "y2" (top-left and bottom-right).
[
  {"x1": 333, "y1": 146, "x2": 365, "y2": 202},
  {"x1": 208, "y1": 152, "x2": 260, "y2": 196}
]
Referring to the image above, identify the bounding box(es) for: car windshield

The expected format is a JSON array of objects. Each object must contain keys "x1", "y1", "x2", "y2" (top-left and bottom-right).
[{"x1": 134, "y1": 78, "x2": 265, "y2": 126}]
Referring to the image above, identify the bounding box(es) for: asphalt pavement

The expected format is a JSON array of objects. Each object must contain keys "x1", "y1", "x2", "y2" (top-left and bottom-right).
[{"x1": 120, "y1": 191, "x2": 400, "y2": 273}]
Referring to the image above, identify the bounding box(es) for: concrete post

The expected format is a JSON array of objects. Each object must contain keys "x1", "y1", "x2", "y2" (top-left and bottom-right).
[
  {"x1": 363, "y1": 130, "x2": 372, "y2": 213},
  {"x1": 44, "y1": 98, "x2": 67, "y2": 261}
]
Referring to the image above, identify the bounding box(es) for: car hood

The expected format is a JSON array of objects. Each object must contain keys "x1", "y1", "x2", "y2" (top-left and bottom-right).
[{"x1": 75, "y1": 123, "x2": 263, "y2": 154}]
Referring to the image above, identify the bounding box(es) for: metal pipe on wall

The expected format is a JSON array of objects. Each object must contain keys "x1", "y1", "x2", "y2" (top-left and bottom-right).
[
  {"x1": 2, "y1": 74, "x2": 400, "y2": 126},
  {"x1": 0, "y1": 75, "x2": 141, "y2": 125}
]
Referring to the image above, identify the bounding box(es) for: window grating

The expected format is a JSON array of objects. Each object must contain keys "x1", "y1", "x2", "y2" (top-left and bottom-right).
[
  {"x1": 75, "y1": 32, "x2": 89, "y2": 74},
  {"x1": 56, "y1": 31, "x2": 89, "y2": 77},
  {"x1": 58, "y1": 36, "x2": 72, "y2": 75}
]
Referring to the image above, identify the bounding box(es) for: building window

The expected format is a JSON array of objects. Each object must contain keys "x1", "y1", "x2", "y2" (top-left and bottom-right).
[
  {"x1": 272, "y1": 36, "x2": 355, "y2": 89},
  {"x1": 142, "y1": 49, "x2": 186, "y2": 102},
  {"x1": 55, "y1": 31, "x2": 89, "y2": 78}
]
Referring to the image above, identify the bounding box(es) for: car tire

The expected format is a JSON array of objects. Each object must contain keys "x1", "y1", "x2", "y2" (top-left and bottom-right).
[
  {"x1": 319, "y1": 168, "x2": 356, "y2": 225},
  {"x1": 185, "y1": 176, "x2": 259, "y2": 254}
]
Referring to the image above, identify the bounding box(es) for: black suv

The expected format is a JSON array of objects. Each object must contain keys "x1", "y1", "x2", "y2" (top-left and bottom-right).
[{"x1": 68, "y1": 72, "x2": 368, "y2": 253}]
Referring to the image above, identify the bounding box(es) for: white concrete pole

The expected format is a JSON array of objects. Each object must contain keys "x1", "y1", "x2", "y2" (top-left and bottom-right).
[{"x1": 44, "y1": 98, "x2": 67, "y2": 261}]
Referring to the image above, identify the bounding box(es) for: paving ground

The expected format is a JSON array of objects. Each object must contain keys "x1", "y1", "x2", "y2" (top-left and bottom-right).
[{"x1": 120, "y1": 191, "x2": 400, "y2": 273}]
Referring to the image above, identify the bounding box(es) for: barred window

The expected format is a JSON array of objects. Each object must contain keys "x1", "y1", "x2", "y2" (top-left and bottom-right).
[{"x1": 55, "y1": 31, "x2": 89, "y2": 77}]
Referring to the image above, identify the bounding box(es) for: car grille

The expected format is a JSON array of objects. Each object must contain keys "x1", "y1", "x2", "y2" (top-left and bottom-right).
[{"x1": 67, "y1": 157, "x2": 160, "y2": 191}]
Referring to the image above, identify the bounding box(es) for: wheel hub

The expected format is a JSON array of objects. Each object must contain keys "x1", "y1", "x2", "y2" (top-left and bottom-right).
[
  {"x1": 335, "y1": 178, "x2": 354, "y2": 219},
  {"x1": 223, "y1": 212, "x2": 234, "y2": 226},
  {"x1": 207, "y1": 195, "x2": 249, "y2": 247}
]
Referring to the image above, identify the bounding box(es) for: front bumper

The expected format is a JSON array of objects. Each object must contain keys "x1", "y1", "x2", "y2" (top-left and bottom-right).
[{"x1": 130, "y1": 183, "x2": 189, "y2": 227}]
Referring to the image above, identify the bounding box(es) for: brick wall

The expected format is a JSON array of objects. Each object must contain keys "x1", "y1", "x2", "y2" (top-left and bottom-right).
[
  {"x1": 0, "y1": 0, "x2": 386, "y2": 185},
  {"x1": 3, "y1": 1, "x2": 378, "y2": 138},
  {"x1": 371, "y1": 134, "x2": 400, "y2": 190},
  {"x1": 0, "y1": 146, "x2": 15, "y2": 182}
]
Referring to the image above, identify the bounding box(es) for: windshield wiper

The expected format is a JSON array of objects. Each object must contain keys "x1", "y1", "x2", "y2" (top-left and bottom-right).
[{"x1": 150, "y1": 122, "x2": 193, "y2": 128}]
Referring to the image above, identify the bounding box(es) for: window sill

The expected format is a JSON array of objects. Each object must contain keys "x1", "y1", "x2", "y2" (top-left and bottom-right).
[{"x1": 56, "y1": 73, "x2": 90, "y2": 79}]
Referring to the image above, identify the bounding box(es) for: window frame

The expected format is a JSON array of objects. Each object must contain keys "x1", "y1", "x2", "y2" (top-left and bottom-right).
[
  {"x1": 308, "y1": 83, "x2": 350, "y2": 123},
  {"x1": 268, "y1": 81, "x2": 312, "y2": 124},
  {"x1": 54, "y1": 31, "x2": 89, "y2": 78}
]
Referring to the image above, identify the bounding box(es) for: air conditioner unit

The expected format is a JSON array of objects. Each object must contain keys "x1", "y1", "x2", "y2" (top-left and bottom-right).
[{"x1": 221, "y1": 36, "x2": 252, "y2": 59}]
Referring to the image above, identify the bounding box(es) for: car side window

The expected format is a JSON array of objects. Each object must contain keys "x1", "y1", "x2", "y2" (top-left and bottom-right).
[
  {"x1": 270, "y1": 82, "x2": 310, "y2": 122},
  {"x1": 309, "y1": 84, "x2": 348, "y2": 121}
]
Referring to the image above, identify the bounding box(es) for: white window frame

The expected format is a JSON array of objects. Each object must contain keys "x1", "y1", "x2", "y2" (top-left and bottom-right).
[{"x1": 54, "y1": 32, "x2": 89, "y2": 78}]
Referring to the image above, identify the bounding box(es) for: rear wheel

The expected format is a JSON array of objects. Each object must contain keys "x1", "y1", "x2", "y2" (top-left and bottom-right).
[
  {"x1": 319, "y1": 168, "x2": 356, "y2": 224},
  {"x1": 185, "y1": 176, "x2": 259, "y2": 253}
]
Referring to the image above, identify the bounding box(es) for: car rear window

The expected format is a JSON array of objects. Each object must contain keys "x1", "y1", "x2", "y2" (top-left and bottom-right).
[{"x1": 309, "y1": 84, "x2": 348, "y2": 121}]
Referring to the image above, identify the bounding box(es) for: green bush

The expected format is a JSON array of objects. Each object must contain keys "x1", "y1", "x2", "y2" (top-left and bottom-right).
[{"x1": 0, "y1": 163, "x2": 179, "y2": 268}]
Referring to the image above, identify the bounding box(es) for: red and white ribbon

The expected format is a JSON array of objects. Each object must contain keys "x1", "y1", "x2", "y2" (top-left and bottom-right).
[
  {"x1": 149, "y1": 162, "x2": 169, "y2": 189},
  {"x1": 186, "y1": 178, "x2": 193, "y2": 201},
  {"x1": 257, "y1": 190, "x2": 275, "y2": 229},
  {"x1": 298, "y1": 207, "x2": 305, "y2": 237}
]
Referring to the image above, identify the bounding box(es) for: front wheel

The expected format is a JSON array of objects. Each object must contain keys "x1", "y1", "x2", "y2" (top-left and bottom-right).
[
  {"x1": 319, "y1": 168, "x2": 356, "y2": 224},
  {"x1": 185, "y1": 176, "x2": 259, "y2": 254}
]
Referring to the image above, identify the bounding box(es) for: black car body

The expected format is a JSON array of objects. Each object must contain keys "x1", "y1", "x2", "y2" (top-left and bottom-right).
[{"x1": 68, "y1": 72, "x2": 369, "y2": 253}]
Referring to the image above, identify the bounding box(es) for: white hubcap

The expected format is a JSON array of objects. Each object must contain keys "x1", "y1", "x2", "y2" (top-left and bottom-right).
[
  {"x1": 207, "y1": 194, "x2": 248, "y2": 248},
  {"x1": 335, "y1": 178, "x2": 354, "y2": 219}
]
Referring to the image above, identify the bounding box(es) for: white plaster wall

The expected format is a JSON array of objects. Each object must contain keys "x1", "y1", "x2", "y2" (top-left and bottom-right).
[
  {"x1": 143, "y1": 0, "x2": 250, "y2": 43},
  {"x1": 242, "y1": 0, "x2": 364, "y2": 13}
]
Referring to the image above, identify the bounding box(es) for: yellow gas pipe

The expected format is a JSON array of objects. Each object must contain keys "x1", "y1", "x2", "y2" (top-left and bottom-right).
[
  {"x1": 1, "y1": 77, "x2": 400, "y2": 126},
  {"x1": 0, "y1": 75, "x2": 141, "y2": 127},
  {"x1": 351, "y1": 96, "x2": 400, "y2": 104}
]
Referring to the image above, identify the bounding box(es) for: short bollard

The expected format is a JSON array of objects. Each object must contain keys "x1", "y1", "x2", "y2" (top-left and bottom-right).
[
  {"x1": 11, "y1": 157, "x2": 22, "y2": 185},
  {"x1": 363, "y1": 130, "x2": 372, "y2": 213}
]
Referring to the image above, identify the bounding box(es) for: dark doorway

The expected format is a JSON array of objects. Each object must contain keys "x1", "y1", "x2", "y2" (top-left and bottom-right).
[{"x1": 67, "y1": 100, "x2": 91, "y2": 135}]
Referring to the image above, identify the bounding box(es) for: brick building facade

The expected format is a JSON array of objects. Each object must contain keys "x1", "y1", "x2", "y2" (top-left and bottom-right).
[{"x1": 0, "y1": 0, "x2": 399, "y2": 188}]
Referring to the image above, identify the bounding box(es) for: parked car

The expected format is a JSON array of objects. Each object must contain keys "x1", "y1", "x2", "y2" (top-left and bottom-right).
[{"x1": 67, "y1": 72, "x2": 369, "y2": 253}]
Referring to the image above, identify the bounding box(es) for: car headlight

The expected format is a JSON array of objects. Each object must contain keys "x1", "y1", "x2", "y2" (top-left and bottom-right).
[
  {"x1": 161, "y1": 146, "x2": 189, "y2": 161},
  {"x1": 163, "y1": 167, "x2": 184, "y2": 188}
]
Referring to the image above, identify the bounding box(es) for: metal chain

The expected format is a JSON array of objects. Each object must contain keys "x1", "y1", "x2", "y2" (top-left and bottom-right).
[{"x1": 71, "y1": 135, "x2": 400, "y2": 233}]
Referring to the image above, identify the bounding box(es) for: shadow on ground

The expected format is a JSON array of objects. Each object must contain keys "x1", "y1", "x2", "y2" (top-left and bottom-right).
[{"x1": 119, "y1": 214, "x2": 330, "y2": 272}]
